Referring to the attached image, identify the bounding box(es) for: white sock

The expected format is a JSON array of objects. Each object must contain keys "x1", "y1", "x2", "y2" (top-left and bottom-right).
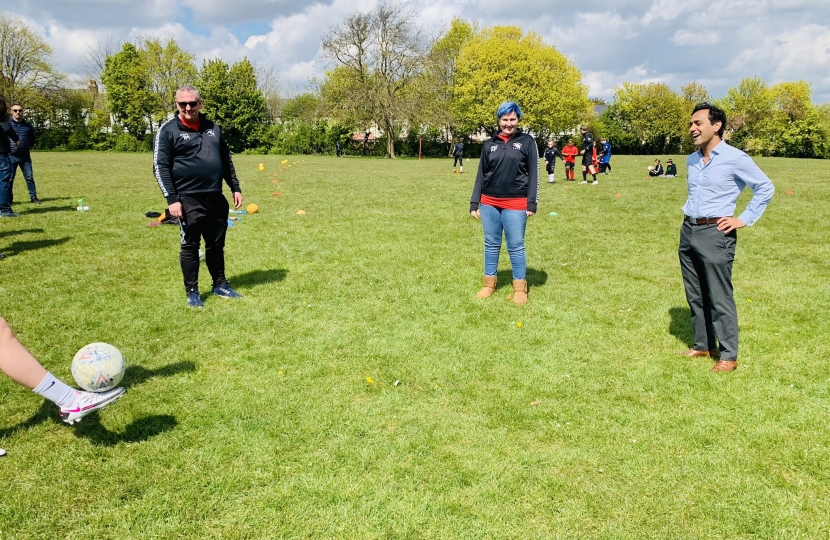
[
  {"x1": 33, "y1": 372, "x2": 78, "y2": 407},
  {"x1": 548, "y1": 174, "x2": 554, "y2": 182},
  {"x1": 460, "y1": 166, "x2": 463, "y2": 172}
]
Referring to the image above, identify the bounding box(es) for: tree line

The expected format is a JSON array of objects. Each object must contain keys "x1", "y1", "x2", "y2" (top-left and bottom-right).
[{"x1": 2, "y1": 8, "x2": 829, "y2": 158}]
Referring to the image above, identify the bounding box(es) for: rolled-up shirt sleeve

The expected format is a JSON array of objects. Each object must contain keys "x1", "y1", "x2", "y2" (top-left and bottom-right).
[{"x1": 734, "y1": 154, "x2": 774, "y2": 226}]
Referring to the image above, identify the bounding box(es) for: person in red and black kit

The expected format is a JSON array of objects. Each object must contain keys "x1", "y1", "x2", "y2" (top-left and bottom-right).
[
  {"x1": 470, "y1": 101, "x2": 538, "y2": 305},
  {"x1": 561, "y1": 139, "x2": 578, "y2": 181},
  {"x1": 153, "y1": 85, "x2": 243, "y2": 308},
  {"x1": 579, "y1": 126, "x2": 598, "y2": 185}
]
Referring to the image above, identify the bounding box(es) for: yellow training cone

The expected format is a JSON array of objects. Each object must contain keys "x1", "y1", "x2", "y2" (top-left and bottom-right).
[
  {"x1": 281, "y1": 159, "x2": 288, "y2": 165},
  {"x1": 258, "y1": 163, "x2": 264, "y2": 171},
  {"x1": 296, "y1": 209, "x2": 306, "y2": 215}
]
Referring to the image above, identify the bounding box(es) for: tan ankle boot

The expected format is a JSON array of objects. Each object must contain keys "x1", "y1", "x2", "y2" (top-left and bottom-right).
[
  {"x1": 476, "y1": 275, "x2": 497, "y2": 298},
  {"x1": 512, "y1": 279, "x2": 528, "y2": 304}
]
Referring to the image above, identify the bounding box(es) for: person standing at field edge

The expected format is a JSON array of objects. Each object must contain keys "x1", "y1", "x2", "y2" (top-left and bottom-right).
[
  {"x1": 561, "y1": 139, "x2": 578, "y2": 181},
  {"x1": 153, "y1": 84, "x2": 244, "y2": 308},
  {"x1": 0, "y1": 96, "x2": 21, "y2": 218},
  {"x1": 598, "y1": 137, "x2": 611, "y2": 174},
  {"x1": 8, "y1": 104, "x2": 40, "y2": 205},
  {"x1": 678, "y1": 102, "x2": 774, "y2": 372},
  {"x1": 543, "y1": 140, "x2": 562, "y2": 183},
  {"x1": 578, "y1": 126, "x2": 598, "y2": 185},
  {"x1": 452, "y1": 138, "x2": 464, "y2": 173}
]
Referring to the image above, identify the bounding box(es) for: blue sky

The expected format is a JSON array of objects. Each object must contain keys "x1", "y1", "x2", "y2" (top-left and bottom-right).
[{"x1": 13, "y1": 0, "x2": 830, "y2": 102}]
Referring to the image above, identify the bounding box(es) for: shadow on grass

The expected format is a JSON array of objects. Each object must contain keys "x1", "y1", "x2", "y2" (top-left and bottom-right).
[
  {"x1": 23, "y1": 205, "x2": 77, "y2": 215},
  {"x1": 0, "y1": 228, "x2": 44, "y2": 239},
  {"x1": 22, "y1": 197, "x2": 72, "y2": 203},
  {"x1": 72, "y1": 413, "x2": 178, "y2": 446},
  {"x1": 231, "y1": 268, "x2": 287, "y2": 290},
  {"x1": 669, "y1": 306, "x2": 694, "y2": 347},
  {"x1": 121, "y1": 361, "x2": 196, "y2": 389},
  {"x1": 1, "y1": 237, "x2": 70, "y2": 257},
  {"x1": 0, "y1": 361, "x2": 195, "y2": 445},
  {"x1": 496, "y1": 267, "x2": 548, "y2": 290}
]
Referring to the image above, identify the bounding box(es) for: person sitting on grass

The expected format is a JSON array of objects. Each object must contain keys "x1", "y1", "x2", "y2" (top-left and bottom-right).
[
  {"x1": 648, "y1": 159, "x2": 664, "y2": 177},
  {"x1": 665, "y1": 159, "x2": 677, "y2": 177},
  {"x1": 0, "y1": 317, "x2": 125, "y2": 430}
]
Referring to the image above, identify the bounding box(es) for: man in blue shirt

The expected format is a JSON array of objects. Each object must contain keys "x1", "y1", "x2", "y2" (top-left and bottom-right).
[{"x1": 678, "y1": 103, "x2": 774, "y2": 372}]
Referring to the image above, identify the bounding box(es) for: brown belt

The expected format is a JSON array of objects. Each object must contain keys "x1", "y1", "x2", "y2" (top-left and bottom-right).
[{"x1": 684, "y1": 216, "x2": 722, "y2": 225}]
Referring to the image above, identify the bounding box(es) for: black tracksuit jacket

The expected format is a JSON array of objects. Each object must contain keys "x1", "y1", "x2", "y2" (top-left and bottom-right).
[
  {"x1": 153, "y1": 113, "x2": 241, "y2": 205},
  {"x1": 470, "y1": 129, "x2": 539, "y2": 213}
]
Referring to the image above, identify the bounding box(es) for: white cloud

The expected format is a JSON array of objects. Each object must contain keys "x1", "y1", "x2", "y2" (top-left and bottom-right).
[
  {"x1": 642, "y1": 0, "x2": 694, "y2": 25},
  {"x1": 671, "y1": 29, "x2": 721, "y2": 46},
  {"x1": 8, "y1": 0, "x2": 830, "y2": 101}
]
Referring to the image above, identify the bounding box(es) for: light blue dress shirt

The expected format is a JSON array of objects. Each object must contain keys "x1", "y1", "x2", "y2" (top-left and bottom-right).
[{"x1": 682, "y1": 141, "x2": 775, "y2": 226}]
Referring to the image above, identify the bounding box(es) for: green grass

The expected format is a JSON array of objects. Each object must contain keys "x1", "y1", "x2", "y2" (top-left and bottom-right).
[{"x1": 1, "y1": 151, "x2": 829, "y2": 539}]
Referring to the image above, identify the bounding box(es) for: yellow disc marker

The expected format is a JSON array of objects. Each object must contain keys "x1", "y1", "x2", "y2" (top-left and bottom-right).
[
  {"x1": 258, "y1": 163, "x2": 264, "y2": 171},
  {"x1": 246, "y1": 203, "x2": 259, "y2": 214}
]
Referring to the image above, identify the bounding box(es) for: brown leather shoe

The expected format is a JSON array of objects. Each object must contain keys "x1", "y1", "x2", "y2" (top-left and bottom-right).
[
  {"x1": 677, "y1": 349, "x2": 719, "y2": 358},
  {"x1": 710, "y1": 360, "x2": 737, "y2": 372}
]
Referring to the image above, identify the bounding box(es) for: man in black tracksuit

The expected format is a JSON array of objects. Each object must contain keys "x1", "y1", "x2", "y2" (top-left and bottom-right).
[{"x1": 153, "y1": 85, "x2": 243, "y2": 308}]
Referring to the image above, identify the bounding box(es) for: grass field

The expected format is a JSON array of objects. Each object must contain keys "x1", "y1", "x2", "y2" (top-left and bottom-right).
[{"x1": 1, "y1": 151, "x2": 829, "y2": 539}]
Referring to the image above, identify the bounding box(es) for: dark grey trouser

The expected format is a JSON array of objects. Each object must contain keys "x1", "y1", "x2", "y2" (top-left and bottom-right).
[{"x1": 678, "y1": 221, "x2": 739, "y2": 360}]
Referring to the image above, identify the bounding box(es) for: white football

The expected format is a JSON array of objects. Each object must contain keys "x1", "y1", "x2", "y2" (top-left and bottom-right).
[{"x1": 71, "y1": 343, "x2": 126, "y2": 392}]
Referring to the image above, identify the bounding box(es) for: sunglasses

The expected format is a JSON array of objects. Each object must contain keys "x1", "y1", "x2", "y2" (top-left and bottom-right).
[
  {"x1": 177, "y1": 101, "x2": 199, "y2": 109},
  {"x1": 11, "y1": 109, "x2": 22, "y2": 112}
]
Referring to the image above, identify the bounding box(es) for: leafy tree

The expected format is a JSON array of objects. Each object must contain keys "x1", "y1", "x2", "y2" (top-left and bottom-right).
[
  {"x1": 420, "y1": 18, "x2": 476, "y2": 151},
  {"x1": 281, "y1": 93, "x2": 321, "y2": 123},
  {"x1": 140, "y1": 37, "x2": 197, "y2": 129},
  {"x1": 604, "y1": 82, "x2": 685, "y2": 154},
  {"x1": 718, "y1": 76, "x2": 776, "y2": 153},
  {"x1": 0, "y1": 13, "x2": 62, "y2": 103},
  {"x1": 101, "y1": 42, "x2": 156, "y2": 139},
  {"x1": 197, "y1": 57, "x2": 268, "y2": 152},
  {"x1": 451, "y1": 26, "x2": 590, "y2": 144},
  {"x1": 769, "y1": 81, "x2": 826, "y2": 157},
  {"x1": 321, "y1": 1, "x2": 429, "y2": 158}
]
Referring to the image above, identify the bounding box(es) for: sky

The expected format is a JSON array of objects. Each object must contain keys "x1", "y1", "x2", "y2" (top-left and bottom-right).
[{"x1": 11, "y1": 0, "x2": 830, "y2": 102}]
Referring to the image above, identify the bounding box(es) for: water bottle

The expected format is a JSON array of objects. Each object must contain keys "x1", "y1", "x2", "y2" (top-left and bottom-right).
[{"x1": 76, "y1": 198, "x2": 89, "y2": 211}]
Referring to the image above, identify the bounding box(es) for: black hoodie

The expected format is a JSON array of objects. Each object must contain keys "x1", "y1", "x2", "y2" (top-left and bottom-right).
[{"x1": 470, "y1": 129, "x2": 539, "y2": 213}]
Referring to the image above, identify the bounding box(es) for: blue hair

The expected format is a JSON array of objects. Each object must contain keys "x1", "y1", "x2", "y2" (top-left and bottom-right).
[{"x1": 495, "y1": 101, "x2": 522, "y2": 119}]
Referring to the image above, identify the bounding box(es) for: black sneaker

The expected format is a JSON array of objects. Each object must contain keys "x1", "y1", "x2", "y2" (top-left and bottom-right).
[
  {"x1": 30, "y1": 198, "x2": 41, "y2": 204},
  {"x1": 0, "y1": 212, "x2": 19, "y2": 218}
]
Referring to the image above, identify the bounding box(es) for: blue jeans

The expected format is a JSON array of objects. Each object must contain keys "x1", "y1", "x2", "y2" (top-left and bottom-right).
[
  {"x1": 480, "y1": 203, "x2": 527, "y2": 280},
  {"x1": 9, "y1": 155, "x2": 37, "y2": 201},
  {"x1": 0, "y1": 154, "x2": 12, "y2": 213}
]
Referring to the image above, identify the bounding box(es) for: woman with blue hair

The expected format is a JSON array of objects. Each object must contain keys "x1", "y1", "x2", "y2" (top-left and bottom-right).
[{"x1": 470, "y1": 101, "x2": 539, "y2": 304}]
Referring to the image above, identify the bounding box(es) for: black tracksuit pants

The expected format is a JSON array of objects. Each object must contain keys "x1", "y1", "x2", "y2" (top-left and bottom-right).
[{"x1": 179, "y1": 193, "x2": 229, "y2": 293}]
